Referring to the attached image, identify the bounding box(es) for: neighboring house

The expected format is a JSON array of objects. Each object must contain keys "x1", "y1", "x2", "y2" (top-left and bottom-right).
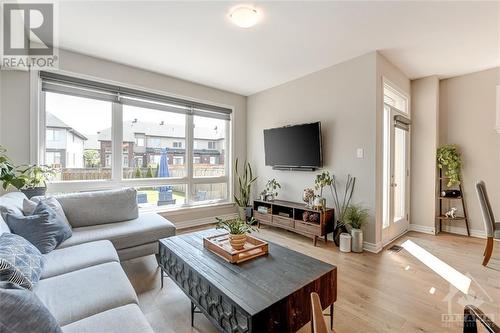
[
  {"x1": 46, "y1": 112, "x2": 87, "y2": 168},
  {"x1": 96, "y1": 120, "x2": 225, "y2": 168}
]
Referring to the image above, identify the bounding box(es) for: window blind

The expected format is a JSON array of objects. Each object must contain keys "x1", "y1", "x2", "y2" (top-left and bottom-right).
[
  {"x1": 40, "y1": 71, "x2": 232, "y2": 120},
  {"x1": 394, "y1": 115, "x2": 411, "y2": 131}
]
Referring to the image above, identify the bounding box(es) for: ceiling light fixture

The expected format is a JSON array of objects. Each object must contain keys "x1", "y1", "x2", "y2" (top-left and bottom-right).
[{"x1": 229, "y1": 5, "x2": 260, "y2": 28}]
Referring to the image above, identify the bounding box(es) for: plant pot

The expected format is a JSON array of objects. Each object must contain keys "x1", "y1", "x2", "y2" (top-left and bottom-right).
[
  {"x1": 229, "y1": 234, "x2": 247, "y2": 250},
  {"x1": 238, "y1": 206, "x2": 253, "y2": 221},
  {"x1": 351, "y1": 228, "x2": 363, "y2": 253},
  {"x1": 21, "y1": 187, "x2": 46, "y2": 199},
  {"x1": 333, "y1": 222, "x2": 348, "y2": 247}
]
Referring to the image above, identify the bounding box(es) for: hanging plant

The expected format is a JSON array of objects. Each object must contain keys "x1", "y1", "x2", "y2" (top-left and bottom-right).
[{"x1": 437, "y1": 144, "x2": 462, "y2": 187}]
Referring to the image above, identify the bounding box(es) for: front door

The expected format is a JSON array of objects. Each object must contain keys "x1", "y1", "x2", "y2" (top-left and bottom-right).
[{"x1": 382, "y1": 86, "x2": 410, "y2": 245}]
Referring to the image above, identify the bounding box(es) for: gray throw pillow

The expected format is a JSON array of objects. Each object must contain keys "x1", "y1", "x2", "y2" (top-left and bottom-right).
[
  {"x1": 6, "y1": 202, "x2": 72, "y2": 254},
  {"x1": 23, "y1": 197, "x2": 72, "y2": 230},
  {"x1": 0, "y1": 281, "x2": 62, "y2": 333},
  {"x1": 0, "y1": 192, "x2": 27, "y2": 220},
  {"x1": 0, "y1": 233, "x2": 45, "y2": 290}
]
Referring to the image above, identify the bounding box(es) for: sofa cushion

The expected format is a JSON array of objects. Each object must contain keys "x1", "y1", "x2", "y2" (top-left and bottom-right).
[
  {"x1": 0, "y1": 214, "x2": 10, "y2": 234},
  {"x1": 0, "y1": 281, "x2": 62, "y2": 333},
  {"x1": 0, "y1": 233, "x2": 45, "y2": 290},
  {"x1": 55, "y1": 188, "x2": 138, "y2": 228},
  {"x1": 6, "y1": 201, "x2": 72, "y2": 254},
  {"x1": 61, "y1": 304, "x2": 153, "y2": 333},
  {"x1": 34, "y1": 262, "x2": 138, "y2": 326},
  {"x1": 59, "y1": 212, "x2": 176, "y2": 250},
  {"x1": 0, "y1": 191, "x2": 26, "y2": 220},
  {"x1": 41, "y1": 240, "x2": 119, "y2": 279},
  {"x1": 24, "y1": 197, "x2": 72, "y2": 229}
]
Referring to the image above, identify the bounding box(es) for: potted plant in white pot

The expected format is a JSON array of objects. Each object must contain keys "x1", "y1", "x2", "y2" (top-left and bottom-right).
[
  {"x1": 215, "y1": 217, "x2": 257, "y2": 250},
  {"x1": 345, "y1": 204, "x2": 369, "y2": 253},
  {"x1": 264, "y1": 178, "x2": 281, "y2": 201},
  {"x1": 234, "y1": 159, "x2": 257, "y2": 221}
]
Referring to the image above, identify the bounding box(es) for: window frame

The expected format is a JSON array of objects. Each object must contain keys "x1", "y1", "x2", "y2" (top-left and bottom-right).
[{"x1": 31, "y1": 70, "x2": 234, "y2": 209}]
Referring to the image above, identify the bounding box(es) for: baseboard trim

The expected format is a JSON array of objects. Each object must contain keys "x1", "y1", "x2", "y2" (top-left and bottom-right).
[
  {"x1": 363, "y1": 241, "x2": 383, "y2": 253},
  {"x1": 441, "y1": 224, "x2": 486, "y2": 238},
  {"x1": 409, "y1": 224, "x2": 436, "y2": 235},
  {"x1": 174, "y1": 213, "x2": 239, "y2": 230}
]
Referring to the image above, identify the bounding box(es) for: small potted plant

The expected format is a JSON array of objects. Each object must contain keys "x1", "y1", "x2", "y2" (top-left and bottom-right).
[
  {"x1": 314, "y1": 171, "x2": 333, "y2": 208},
  {"x1": 264, "y1": 178, "x2": 281, "y2": 201},
  {"x1": 215, "y1": 217, "x2": 257, "y2": 250},
  {"x1": 345, "y1": 204, "x2": 369, "y2": 253},
  {"x1": 17, "y1": 165, "x2": 56, "y2": 199},
  {"x1": 234, "y1": 159, "x2": 257, "y2": 221}
]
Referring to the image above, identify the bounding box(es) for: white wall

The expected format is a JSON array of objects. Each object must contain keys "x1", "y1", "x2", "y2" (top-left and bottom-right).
[
  {"x1": 410, "y1": 76, "x2": 439, "y2": 234},
  {"x1": 248, "y1": 52, "x2": 380, "y2": 243},
  {"x1": 439, "y1": 67, "x2": 500, "y2": 236},
  {"x1": 0, "y1": 49, "x2": 246, "y2": 223}
]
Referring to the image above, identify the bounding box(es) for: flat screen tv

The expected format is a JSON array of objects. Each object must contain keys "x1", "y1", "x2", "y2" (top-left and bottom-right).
[{"x1": 264, "y1": 122, "x2": 323, "y2": 170}]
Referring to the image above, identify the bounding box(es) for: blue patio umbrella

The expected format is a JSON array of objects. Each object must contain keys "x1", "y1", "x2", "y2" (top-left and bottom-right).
[{"x1": 157, "y1": 148, "x2": 175, "y2": 205}]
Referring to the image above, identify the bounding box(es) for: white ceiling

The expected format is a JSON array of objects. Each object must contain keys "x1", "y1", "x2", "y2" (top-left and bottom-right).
[{"x1": 57, "y1": 1, "x2": 499, "y2": 96}]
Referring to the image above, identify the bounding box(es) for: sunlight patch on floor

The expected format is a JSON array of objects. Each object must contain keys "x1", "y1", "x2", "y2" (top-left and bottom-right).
[{"x1": 402, "y1": 240, "x2": 471, "y2": 294}]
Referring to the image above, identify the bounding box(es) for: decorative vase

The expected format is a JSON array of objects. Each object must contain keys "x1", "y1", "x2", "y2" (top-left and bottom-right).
[
  {"x1": 229, "y1": 234, "x2": 247, "y2": 250},
  {"x1": 21, "y1": 187, "x2": 47, "y2": 199},
  {"x1": 351, "y1": 228, "x2": 363, "y2": 253},
  {"x1": 265, "y1": 194, "x2": 274, "y2": 202},
  {"x1": 238, "y1": 207, "x2": 253, "y2": 221},
  {"x1": 333, "y1": 222, "x2": 348, "y2": 247}
]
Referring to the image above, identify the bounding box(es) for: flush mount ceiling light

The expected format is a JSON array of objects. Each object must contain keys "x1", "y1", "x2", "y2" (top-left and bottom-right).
[{"x1": 229, "y1": 6, "x2": 260, "y2": 28}]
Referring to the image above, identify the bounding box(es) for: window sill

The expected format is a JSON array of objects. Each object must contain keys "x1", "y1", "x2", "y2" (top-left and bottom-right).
[{"x1": 139, "y1": 201, "x2": 236, "y2": 215}]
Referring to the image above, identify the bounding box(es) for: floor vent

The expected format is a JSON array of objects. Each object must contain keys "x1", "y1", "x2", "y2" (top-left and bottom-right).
[{"x1": 387, "y1": 245, "x2": 403, "y2": 253}]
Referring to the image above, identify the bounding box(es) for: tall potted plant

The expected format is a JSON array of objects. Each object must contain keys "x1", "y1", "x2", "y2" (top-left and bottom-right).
[
  {"x1": 345, "y1": 204, "x2": 369, "y2": 253},
  {"x1": 234, "y1": 158, "x2": 257, "y2": 221},
  {"x1": 329, "y1": 174, "x2": 356, "y2": 246},
  {"x1": 437, "y1": 144, "x2": 462, "y2": 187},
  {"x1": 215, "y1": 217, "x2": 257, "y2": 250}
]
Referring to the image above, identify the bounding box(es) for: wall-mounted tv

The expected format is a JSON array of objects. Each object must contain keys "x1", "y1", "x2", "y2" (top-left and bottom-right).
[{"x1": 264, "y1": 122, "x2": 323, "y2": 171}]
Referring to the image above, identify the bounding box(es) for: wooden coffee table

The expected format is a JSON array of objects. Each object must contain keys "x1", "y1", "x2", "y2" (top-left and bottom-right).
[{"x1": 157, "y1": 229, "x2": 337, "y2": 333}]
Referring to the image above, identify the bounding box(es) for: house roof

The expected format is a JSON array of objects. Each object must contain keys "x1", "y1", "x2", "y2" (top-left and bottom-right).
[
  {"x1": 46, "y1": 112, "x2": 88, "y2": 140},
  {"x1": 97, "y1": 120, "x2": 225, "y2": 142}
]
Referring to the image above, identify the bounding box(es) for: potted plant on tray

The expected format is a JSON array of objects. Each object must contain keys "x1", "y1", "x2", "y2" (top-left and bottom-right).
[
  {"x1": 345, "y1": 204, "x2": 369, "y2": 253},
  {"x1": 215, "y1": 217, "x2": 257, "y2": 250},
  {"x1": 234, "y1": 158, "x2": 257, "y2": 221}
]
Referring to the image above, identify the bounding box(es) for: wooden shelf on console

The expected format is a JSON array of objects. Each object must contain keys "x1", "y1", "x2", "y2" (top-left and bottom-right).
[{"x1": 252, "y1": 199, "x2": 334, "y2": 246}]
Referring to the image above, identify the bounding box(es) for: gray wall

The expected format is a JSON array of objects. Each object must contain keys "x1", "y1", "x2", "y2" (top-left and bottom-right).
[
  {"x1": 439, "y1": 67, "x2": 500, "y2": 236},
  {"x1": 410, "y1": 76, "x2": 439, "y2": 233},
  {"x1": 248, "y1": 52, "x2": 373, "y2": 244},
  {"x1": 247, "y1": 51, "x2": 410, "y2": 248}
]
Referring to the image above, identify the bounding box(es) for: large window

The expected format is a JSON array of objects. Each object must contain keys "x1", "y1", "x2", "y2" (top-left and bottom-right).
[{"x1": 38, "y1": 72, "x2": 232, "y2": 209}]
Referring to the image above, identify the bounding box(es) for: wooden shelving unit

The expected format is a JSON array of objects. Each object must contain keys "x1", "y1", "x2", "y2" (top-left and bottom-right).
[
  {"x1": 252, "y1": 199, "x2": 335, "y2": 246},
  {"x1": 437, "y1": 169, "x2": 470, "y2": 236}
]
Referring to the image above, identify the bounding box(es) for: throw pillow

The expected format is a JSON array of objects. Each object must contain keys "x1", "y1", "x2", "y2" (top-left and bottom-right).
[
  {"x1": 0, "y1": 233, "x2": 45, "y2": 290},
  {"x1": 23, "y1": 197, "x2": 72, "y2": 229},
  {"x1": 6, "y1": 202, "x2": 72, "y2": 254},
  {"x1": 0, "y1": 281, "x2": 62, "y2": 333}
]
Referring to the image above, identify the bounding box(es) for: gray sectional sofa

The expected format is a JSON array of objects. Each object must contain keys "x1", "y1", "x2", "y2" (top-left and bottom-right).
[{"x1": 0, "y1": 188, "x2": 177, "y2": 332}]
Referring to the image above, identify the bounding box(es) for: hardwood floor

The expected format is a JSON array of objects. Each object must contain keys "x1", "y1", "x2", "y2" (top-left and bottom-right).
[{"x1": 122, "y1": 227, "x2": 500, "y2": 333}]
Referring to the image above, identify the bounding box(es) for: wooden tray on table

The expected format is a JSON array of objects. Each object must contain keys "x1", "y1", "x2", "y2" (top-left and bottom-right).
[{"x1": 203, "y1": 233, "x2": 269, "y2": 264}]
